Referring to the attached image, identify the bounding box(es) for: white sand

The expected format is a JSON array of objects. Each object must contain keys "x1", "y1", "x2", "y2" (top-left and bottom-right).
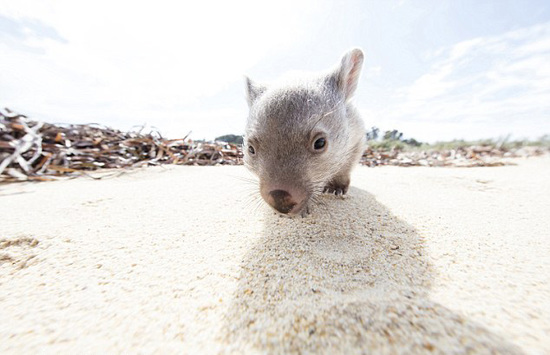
[{"x1": 1, "y1": 157, "x2": 549, "y2": 354}]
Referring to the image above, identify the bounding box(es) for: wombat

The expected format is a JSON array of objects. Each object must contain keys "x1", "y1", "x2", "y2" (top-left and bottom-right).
[{"x1": 244, "y1": 48, "x2": 366, "y2": 216}]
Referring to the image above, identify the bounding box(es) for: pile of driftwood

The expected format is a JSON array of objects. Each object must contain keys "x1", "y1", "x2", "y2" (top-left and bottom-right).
[
  {"x1": 0, "y1": 109, "x2": 242, "y2": 182},
  {"x1": 360, "y1": 145, "x2": 547, "y2": 168},
  {"x1": 1, "y1": 108, "x2": 548, "y2": 182}
]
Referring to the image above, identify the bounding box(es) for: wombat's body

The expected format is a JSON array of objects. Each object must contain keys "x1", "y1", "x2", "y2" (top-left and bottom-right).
[{"x1": 244, "y1": 49, "x2": 366, "y2": 216}]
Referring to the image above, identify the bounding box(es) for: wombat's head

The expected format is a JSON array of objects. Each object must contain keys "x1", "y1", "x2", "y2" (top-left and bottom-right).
[{"x1": 243, "y1": 48, "x2": 364, "y2": 216}]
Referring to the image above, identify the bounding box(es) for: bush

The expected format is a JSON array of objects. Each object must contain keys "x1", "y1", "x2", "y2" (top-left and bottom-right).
[{"x1": 215, "y1": 134, "x2": 243, "y2": 144}]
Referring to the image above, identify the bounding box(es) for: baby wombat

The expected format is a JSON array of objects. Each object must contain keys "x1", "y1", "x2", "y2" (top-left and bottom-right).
[{"x1": 244, "y1": 48, "x2": 366, "y2": 216}]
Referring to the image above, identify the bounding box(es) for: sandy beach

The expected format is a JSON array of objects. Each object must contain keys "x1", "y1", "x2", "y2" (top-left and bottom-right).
[{"x1": 1, "y1": 156, "x2": 549, "y2": 354}]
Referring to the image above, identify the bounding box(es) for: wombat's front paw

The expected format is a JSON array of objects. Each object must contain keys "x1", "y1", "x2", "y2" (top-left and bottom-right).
[{"x1": 323, "y1": 182, "x2": 349, "y2": 196}]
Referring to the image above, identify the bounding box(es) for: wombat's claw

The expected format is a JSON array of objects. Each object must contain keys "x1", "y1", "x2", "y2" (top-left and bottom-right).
[
  {"x1": 323, "y1": 184, "x2": 348, "y2": 196},
  {"x1": 300, "y1": 205, "x2": 311, "y2": 218}
]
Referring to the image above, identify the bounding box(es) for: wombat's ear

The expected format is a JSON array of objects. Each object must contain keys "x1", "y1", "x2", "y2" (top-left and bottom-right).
[
  {"x1": 245, "y1": 76, "x2": 266, "y2": 107},
  {"x1": 333, "y1": 48, "x2": 364, "y2": 101}
]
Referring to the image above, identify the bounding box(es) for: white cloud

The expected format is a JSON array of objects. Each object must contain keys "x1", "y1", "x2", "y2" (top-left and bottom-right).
[
  {"x1": 0, "y1": 0, "x2": 324, "y2": 138},
  {"x1": 368, "y1": 22, "x2": 550, "y2": 142},
  {"x1": 364, "y1": 66, "x2": 382, "y2": 78}
]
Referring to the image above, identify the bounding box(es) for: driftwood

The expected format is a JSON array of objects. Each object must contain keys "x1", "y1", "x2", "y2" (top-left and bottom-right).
[{"x1": 360, "y1": 145, "x2": 547, "y2": 168}]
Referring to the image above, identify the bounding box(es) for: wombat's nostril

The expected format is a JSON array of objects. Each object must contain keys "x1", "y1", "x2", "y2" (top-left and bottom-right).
[{"x1": 269, "y1": 189, "x2": 296, "y2": 214}]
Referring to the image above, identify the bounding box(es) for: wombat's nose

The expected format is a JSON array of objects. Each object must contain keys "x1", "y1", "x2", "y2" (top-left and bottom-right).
[{"x1": 268, "y1": 189, "x2": 296, "y2": 214}]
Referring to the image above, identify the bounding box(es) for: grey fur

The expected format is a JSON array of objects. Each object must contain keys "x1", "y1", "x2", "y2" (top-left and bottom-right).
[{"x1": 244, "y1": 48, "x2": 366, "y2": 216}]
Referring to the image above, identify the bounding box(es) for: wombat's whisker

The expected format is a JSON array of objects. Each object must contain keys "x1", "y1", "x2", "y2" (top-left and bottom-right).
[
  {"x1": 234, "y1": 176, "x2": 259, "y2": 186},
  {"x1": 242, "y1": 191, "x2": 263, "y2": 212},
  {"x1": 250, "y1": 194, "x2": 265, "y2": 214}
]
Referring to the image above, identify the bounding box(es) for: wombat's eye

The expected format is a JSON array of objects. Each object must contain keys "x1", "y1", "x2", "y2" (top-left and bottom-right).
[
  {"x1": 248, "y1": 145, "x2": 256, "y2": 155},
  {"x1": 313, "y1": 137, "x2": 326, "y2": 151}
]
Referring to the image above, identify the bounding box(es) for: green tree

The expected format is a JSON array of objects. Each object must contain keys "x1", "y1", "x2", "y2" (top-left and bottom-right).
[{"x1": 215, "y1": 134, "x2": 243, "y2": 144}]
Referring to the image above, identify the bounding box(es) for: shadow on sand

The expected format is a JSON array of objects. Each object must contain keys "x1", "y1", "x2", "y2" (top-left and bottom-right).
[{"x1": 220, "y1": 187, "x2": 521, "y2": 354}]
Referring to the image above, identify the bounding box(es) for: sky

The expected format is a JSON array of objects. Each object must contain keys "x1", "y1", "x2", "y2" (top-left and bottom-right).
[{"x1": 1, "y1": 0, "x2": 550, "y2": 142}]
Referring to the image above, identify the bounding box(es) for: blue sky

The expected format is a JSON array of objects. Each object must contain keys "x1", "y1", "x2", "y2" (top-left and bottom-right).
[{"x1": 1, "y1": 0, "x2": 549, "y2": 142}]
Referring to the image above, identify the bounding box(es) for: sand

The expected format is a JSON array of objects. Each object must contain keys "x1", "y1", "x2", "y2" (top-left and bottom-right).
[{"x1": 1, "y1": 157, "x2": 549, "y2": 354}]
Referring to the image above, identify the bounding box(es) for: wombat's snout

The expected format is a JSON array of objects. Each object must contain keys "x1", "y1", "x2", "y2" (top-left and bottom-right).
[
  {"x1": 261, "y1": 186, "x2": 307, "y2": 215},
  {"x1": 268, "y1": 190, "x2": 296, "y2": 214}
]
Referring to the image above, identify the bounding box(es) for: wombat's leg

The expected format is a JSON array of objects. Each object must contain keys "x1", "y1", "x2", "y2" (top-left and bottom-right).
[
  {"x1": 323, "y1": 171, "x2": 351, "y2": 196},
  {"x1": 323, "y1": 139, "x2": 364, "y2": 196}
]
